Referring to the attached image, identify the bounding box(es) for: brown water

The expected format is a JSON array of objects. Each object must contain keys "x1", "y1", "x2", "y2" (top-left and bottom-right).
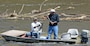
[
  {"x1": 0, "y1": 0, "x2": 90, "y2": 46},
  {"x1": 0, "y1": 0, "x2": 90, "y2": 14}
]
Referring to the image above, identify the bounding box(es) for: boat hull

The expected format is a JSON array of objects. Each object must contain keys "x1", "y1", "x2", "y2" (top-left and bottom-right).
[
  {"x1": 1, "y1": 30, "x2": 77, "y2": 44},
  {"x1": 2, "y1": 35, "x2": 76, "y2": 44}
]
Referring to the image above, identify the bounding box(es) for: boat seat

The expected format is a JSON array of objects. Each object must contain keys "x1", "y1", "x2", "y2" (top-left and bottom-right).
[
  {"x1": 61, "y1": 33, "x2": 71, "y2": 40},
  {"x1": 67, "y1": 29, "x2": 79, "y2": 39}
]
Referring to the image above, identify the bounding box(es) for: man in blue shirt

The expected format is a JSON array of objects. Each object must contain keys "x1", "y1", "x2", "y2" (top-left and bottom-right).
[{"x1": 46, "y1": 9, "x2": 59, "y2": 39}]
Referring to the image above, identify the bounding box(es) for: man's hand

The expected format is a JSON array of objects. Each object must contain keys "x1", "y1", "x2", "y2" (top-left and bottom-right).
[
  {"x1": 50, "y1": 21, "x2": 55, "y2": 25},
  {"x1": 34, "y1": 25, "x2": 40, "y2": 28},
  {"x1": 50, "y1": 21, "x2": 57, "y2": 25}
]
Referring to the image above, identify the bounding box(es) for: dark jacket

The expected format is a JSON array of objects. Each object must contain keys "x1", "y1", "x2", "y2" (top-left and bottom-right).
[{"x1": 48, "y1": 13, "x2": 59, "y2": 26}]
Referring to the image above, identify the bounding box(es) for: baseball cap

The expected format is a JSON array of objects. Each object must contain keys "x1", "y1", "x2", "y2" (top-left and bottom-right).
[{"x1": 50, "y1": 9, "x2": 56, "y2": 12}]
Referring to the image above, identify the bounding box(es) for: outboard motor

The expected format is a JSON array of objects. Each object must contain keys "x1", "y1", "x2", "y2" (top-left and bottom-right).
[{"x1": 81, "y1": 31, "x2": 88, "y2": 44}]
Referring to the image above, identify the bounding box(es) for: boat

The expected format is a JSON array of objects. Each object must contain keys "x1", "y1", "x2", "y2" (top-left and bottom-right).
[{"x1": 0, "y1": 30, "x2": 77, "y2": 44}]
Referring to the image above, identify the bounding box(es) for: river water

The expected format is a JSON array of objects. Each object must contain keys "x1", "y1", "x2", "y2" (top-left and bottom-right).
[
  {"x1": 0, "y1": 0, "x2": 90, "y2": 46},
  {"x1": 0, "y1": 0, "x2": 90, "y2": 14}
]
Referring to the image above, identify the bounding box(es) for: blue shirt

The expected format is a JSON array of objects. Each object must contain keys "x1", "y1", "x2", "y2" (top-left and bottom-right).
[{"x1": 48, "y1": 13, "x2": 59, "y2": 26}]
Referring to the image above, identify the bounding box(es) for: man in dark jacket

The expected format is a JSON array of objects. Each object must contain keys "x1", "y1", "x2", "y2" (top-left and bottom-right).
[{"x1": 46, "y1": 9, "x2": 59, "y2": 39}]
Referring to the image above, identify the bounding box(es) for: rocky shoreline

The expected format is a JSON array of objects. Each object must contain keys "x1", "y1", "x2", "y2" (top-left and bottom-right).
[
  {"x1": 0, "y1": 12, "x2": 90, "y2": 21},
  {"x1": 0, "y1": 5, "x2": 90, "y2": 21}
]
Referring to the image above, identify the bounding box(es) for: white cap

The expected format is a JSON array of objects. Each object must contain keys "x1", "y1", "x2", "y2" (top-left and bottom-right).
[
  {"x1": 50, "y1": 9, "x2": 55, "y2": 12},
  {"x1": 33, "y1": 17, "x2": 38, "y2": 21}
]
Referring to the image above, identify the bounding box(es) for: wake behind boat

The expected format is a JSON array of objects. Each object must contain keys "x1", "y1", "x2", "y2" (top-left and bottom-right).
[{"x1": 0, "y1": 30, "x2": 77, "y2": 44}]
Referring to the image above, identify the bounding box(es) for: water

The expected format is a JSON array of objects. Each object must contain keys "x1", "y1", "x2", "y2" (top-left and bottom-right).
[
  {"x1": 0, "y1": 19, "x2": 90, "y2": 46},
  {"x1": 0, "y1": 0, "x2": 90, "y2": 14},
  {"x1": 0, "y1": 0, "x2": 90, "y2": 46}
]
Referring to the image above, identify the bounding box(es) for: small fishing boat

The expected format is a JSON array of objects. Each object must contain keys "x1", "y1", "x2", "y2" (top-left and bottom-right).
[{"x1": 0, "y1": 30, "x2": 77, "y2": 44}]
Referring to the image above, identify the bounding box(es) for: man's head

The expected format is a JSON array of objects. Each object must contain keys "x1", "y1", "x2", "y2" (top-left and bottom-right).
[
  {"x1": 33, "y1": 17, "x2": 38, "y2": 22},
  {"x1": 50, "y1": 9, "x2": 56, "y2": 14}
]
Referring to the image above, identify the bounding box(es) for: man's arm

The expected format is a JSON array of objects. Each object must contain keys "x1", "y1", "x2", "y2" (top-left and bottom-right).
[{"x1": 56, "y1": 14, "x2": 60, "y2": 23}]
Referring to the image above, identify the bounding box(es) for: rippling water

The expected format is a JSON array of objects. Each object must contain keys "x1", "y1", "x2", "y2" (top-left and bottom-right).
[{"x1": 0, "y1": 0, "x2": 90, "y2": 46}]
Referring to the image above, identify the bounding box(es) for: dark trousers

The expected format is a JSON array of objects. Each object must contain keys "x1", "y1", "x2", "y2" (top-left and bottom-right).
[{"x1": 31, "y1": 32, "x2": 40, "y2": 38}]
